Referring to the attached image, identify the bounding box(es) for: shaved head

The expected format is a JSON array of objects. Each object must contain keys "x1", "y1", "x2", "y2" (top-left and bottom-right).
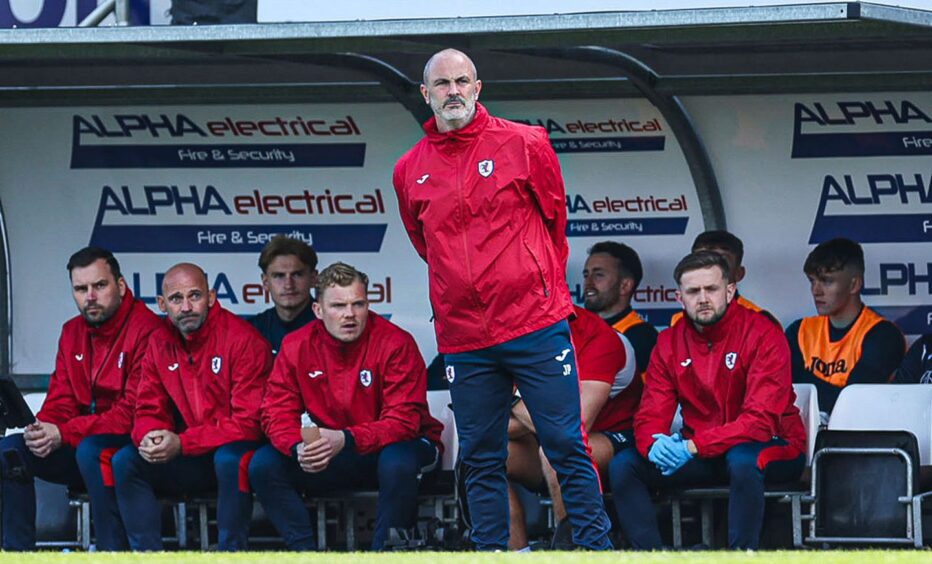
[
  {"x1": 421, "y1": 48, "x2": 483, "y2": 132},
  {"x1": 162, "y1": 263, "x2": 208, "y2": 294},
  {"x1": 422, "y1": 48, "x2": 477, "y2": 85},
  {"x1": 158, "y1": 263, "x2": 215, "y2": 337}
]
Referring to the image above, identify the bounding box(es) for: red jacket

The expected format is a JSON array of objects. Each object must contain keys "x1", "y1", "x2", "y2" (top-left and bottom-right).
[
  {"x1": 393, "y1": 103, "x2": 573, "y2": 354},
  {"x1": 569, "y1": 306, "x2": 641, "y2": 433},
  {"x1": 38, "y1": 289, "x2": 161, "y2": 448},
  {"x1": 635, "y1": 301, "x2": 806, "y2": 459},
  {"x1": 132, "y1": 302, "x2": 273, "y2": 456},
  {"x1": 262, "y1": 312, "x2": 443, "y2": 457}
]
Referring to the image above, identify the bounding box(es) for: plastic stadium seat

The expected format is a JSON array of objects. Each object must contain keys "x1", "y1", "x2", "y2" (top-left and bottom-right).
[
  {"x1": 828, "y1": 384, "x2": 932, "y2": 465},
  {"x1": 806, "y1": 384, "x2": 932, "y2": 547},
  {"x1": 426, "y1": 390, "x2": 458, "y2": 471},
  {"x1": 792, "y1": 383, "x2": 820, "y2": 465}
]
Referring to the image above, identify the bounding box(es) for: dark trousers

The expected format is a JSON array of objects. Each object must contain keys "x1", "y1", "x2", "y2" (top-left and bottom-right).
[
  {"x1": 111, "y1": 440, "x2": 258, "y2": 551},
  {"x1": 445, "y1": 320, "x2": 613, "y2": 551},
  {"x1": 249, "y1": 438, "x2": 439, "y2": 550},
  {"x1": 0, "y1": 433, "x2": 129, "y2": 551},
  {"x1": 610, "y1": 438, "x2": 805, "y2": 550}
]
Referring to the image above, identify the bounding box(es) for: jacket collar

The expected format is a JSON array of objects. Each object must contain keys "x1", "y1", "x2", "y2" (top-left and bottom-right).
[
  {"x1": 86, "y1": 287, "x2": 136, "y2": 339},
  {"x1": 684, "y1": 299, "x2": 740, "y2": 345},
  {"x1": 423, "y1": 103, "x2": 490, "y2": 146}
]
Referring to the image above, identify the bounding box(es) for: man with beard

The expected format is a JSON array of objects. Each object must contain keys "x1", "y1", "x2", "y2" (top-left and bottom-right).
[
  {"x1": 248, "y1": 236, "x2": 318, "y2": 355},
  {"x1": 392, "y1": 48, "x2": 612, "y2": 550},
  {"x1": 583, "y1": 241, "x2": 658, "y2": 375},
  {"x1": 109, "y1": 263, "x2": 272, "y2": 551},
  {"x1": 669, "y1": 230, "x2": 778, "y2": 326},
  {"x1": 609, "y1": 251, "x2": 806, "y2": 550},
  {"x1": 0, "y1": 247, "x2": 161, "y2": 550},
  {"x1": 787, "y1": 238, "x2": 904, "y2": 419}
]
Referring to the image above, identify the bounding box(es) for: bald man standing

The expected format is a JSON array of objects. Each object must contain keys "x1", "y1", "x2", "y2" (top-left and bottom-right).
[
  {"x1": 393, "y1": 49, "x2": 612, "y2": 550},
  {"x1": 109, "y1": 263, "x2": 273, "y2": 551}
]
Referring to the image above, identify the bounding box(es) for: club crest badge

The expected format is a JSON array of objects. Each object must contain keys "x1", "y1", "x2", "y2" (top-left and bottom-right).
[
  {"x1": 445, "y1": 365, "x2": 455, "y2": 384},
  {"x1": 212, "y1": 356, "x2": 222, "y2": 374},
  {"x1": 359, "y1": 369, "x2": 372, "y2": 387},
  {"x1": 725, "y1": 352, "x2": 738, "y2": 370},
  {"x1": 478, "y1": 159, "x2": 494, "y2": 178}
]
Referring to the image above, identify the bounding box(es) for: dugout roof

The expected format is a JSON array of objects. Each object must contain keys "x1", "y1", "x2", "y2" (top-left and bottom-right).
[{"x1": 0, "y1": 1, "x2": 929, "y2": 109}]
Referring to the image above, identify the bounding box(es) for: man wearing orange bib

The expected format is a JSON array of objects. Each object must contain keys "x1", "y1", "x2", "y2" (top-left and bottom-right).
[
  {"x1": 583, "y1": 241, "x2": 658, "y2": 376},
  {"x1": 786, "y1": 238, "x2": 905, "y2": 421}
]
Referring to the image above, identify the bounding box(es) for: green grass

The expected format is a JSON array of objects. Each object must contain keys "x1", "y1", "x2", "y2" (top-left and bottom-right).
[{"x1": 0, "y1": 551, "x2": 929, "y2": 564}]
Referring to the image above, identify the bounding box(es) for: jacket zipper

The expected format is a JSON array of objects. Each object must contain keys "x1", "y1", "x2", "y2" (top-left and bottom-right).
[{"x1": 455, "y1": 151, "x2": 491, "y2": 336}]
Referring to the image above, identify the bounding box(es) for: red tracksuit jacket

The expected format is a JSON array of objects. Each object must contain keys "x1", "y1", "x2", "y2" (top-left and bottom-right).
[
  {"x1": 262, "y1": 312, "x2": 443, "y2": 456},
  {"x1": 132, "y1": 302, "x2": 273, "y2": 456},
  {"x1": 635, "y1": 300, "x2": 806, "y2": 459},
  {"x1": 393, "y1": 103, "x2": 573, "y2": 354},
  {"x1": 38, "y1": 289, "x2": 161, "y2": 448}
]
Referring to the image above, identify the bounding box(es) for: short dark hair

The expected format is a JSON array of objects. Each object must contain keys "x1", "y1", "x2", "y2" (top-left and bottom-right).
[
  {"x1": 588, "y1": 241, "x2": 643, "y2": 288},
  {"x1": 804, "y1": 238, "x2": 864, "y2": 277},
  {"x1": 692, "y1": 230, "x2": 744, "y2": 265},
  {"x1": 316, "y1": 262, "x2": 369, "y2": 299},
  {"x1": 674, "y1": 250, "x2": 732, "y2": 285},
  {"x1": 258, "y1": 236, "x2": 318, "y2": 273},
  {"x1": 67, "y1": 247, "x2": 122, "y2": 280}
]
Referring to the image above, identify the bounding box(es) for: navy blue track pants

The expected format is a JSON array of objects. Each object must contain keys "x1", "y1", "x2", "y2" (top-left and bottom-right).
[
  {"x1": 1, "y1": 433, "x2": 130, "y2": 551},
  {"x1": 610, "y1": 438, "x2": 805, "y2": 549},
  {"x1": 445, "y1": 320, "x2": 612, "y2": 551},
  {"x1": 110, "y1": 440, "x2": 258, "y2": 551},
  {"x1": 249, "y1": 438, "x2": 439, "y2": 550}
]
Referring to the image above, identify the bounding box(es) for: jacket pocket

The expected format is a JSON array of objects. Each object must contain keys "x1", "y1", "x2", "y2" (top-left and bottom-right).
[{"x1": 522, "y1": 240, "x2": 550, "y2": 298}]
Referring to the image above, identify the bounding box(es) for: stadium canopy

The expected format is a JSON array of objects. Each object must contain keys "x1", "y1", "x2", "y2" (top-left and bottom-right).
[
  {"x1": 0, "y1": 1, "x2": 929, "y2": 379},
  {"x1": 0, "y1": 1, "x2": 929, "y2": 243},
  {"x1": 0, "y1": 2, "x2": 929, "y2": 110}
]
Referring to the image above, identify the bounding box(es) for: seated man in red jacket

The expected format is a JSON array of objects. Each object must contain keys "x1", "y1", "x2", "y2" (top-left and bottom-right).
[
  {"x1": 0, "y1": 247, "x2": 161, "y2": 551},
  {"x1": 610, "y1": 251, "x2": 806, "y2": 550},
  {"x1": 109, "y1": 263, "x2": 272, "y2": 551},
  {"x1": 249, "y1": 262, "x2": 443, "y2": 550}
]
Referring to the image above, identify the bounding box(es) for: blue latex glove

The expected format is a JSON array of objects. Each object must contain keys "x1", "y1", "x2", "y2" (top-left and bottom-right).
[
  {"x1": 648, "y1": 433, "x2": 681, "y2": 471},
  {"x1": 661, "y1": 437, "x2": 694, "y2": 476}
]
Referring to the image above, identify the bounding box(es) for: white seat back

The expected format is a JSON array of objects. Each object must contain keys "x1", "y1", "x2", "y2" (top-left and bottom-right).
[
  {"x1": 426, "y1": 390, "x2": 458, "y2": 471},
  {"x1": 792, "y1": 383, "x2": 819, "y2": 465},
  {"x1": 828, "y1": 384, "x2": 932, "y2": 466},
  {"x1": 3, "y1": 392, "x2": 45, "y2": 436}
]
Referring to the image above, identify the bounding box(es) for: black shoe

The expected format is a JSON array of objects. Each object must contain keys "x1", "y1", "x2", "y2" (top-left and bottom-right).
[{"x1": 550, "y1": 519, "x2": 574, "y2": 550}]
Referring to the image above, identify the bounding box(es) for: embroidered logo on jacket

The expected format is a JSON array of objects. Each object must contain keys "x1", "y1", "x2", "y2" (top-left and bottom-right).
[
  {"x1": 725, "y1": 352, "x2": 738, "y2": 370},
  {"x1": 75, "y1": 354, "x2": 84, "y2": 361},
  {"x1": 680, "y1": 358, "x2": 692, "y2": 367},
  {"x1": 211, "y1": 356, "x2": 222, "y2": 374},
  {"x1": 359, "y1": 369, "x2": 372, "y2": 387},
  {"x1": 308, "y1": 370, "x2": 323, "y2": 379},
  {"x1": 478, "y1": 159, "x2": 495, "y2": 178},
  {"x1": 416, "y1": 174, "x2": 430, "y2": 184},
  {"x1": 168, "y1": 363, "x2": 179, "y2": 372}
]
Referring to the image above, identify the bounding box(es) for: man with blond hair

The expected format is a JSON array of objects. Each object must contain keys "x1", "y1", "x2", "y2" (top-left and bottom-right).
[{"x1": 250, "y1": 262, "x2": 443, "y2": 550}]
